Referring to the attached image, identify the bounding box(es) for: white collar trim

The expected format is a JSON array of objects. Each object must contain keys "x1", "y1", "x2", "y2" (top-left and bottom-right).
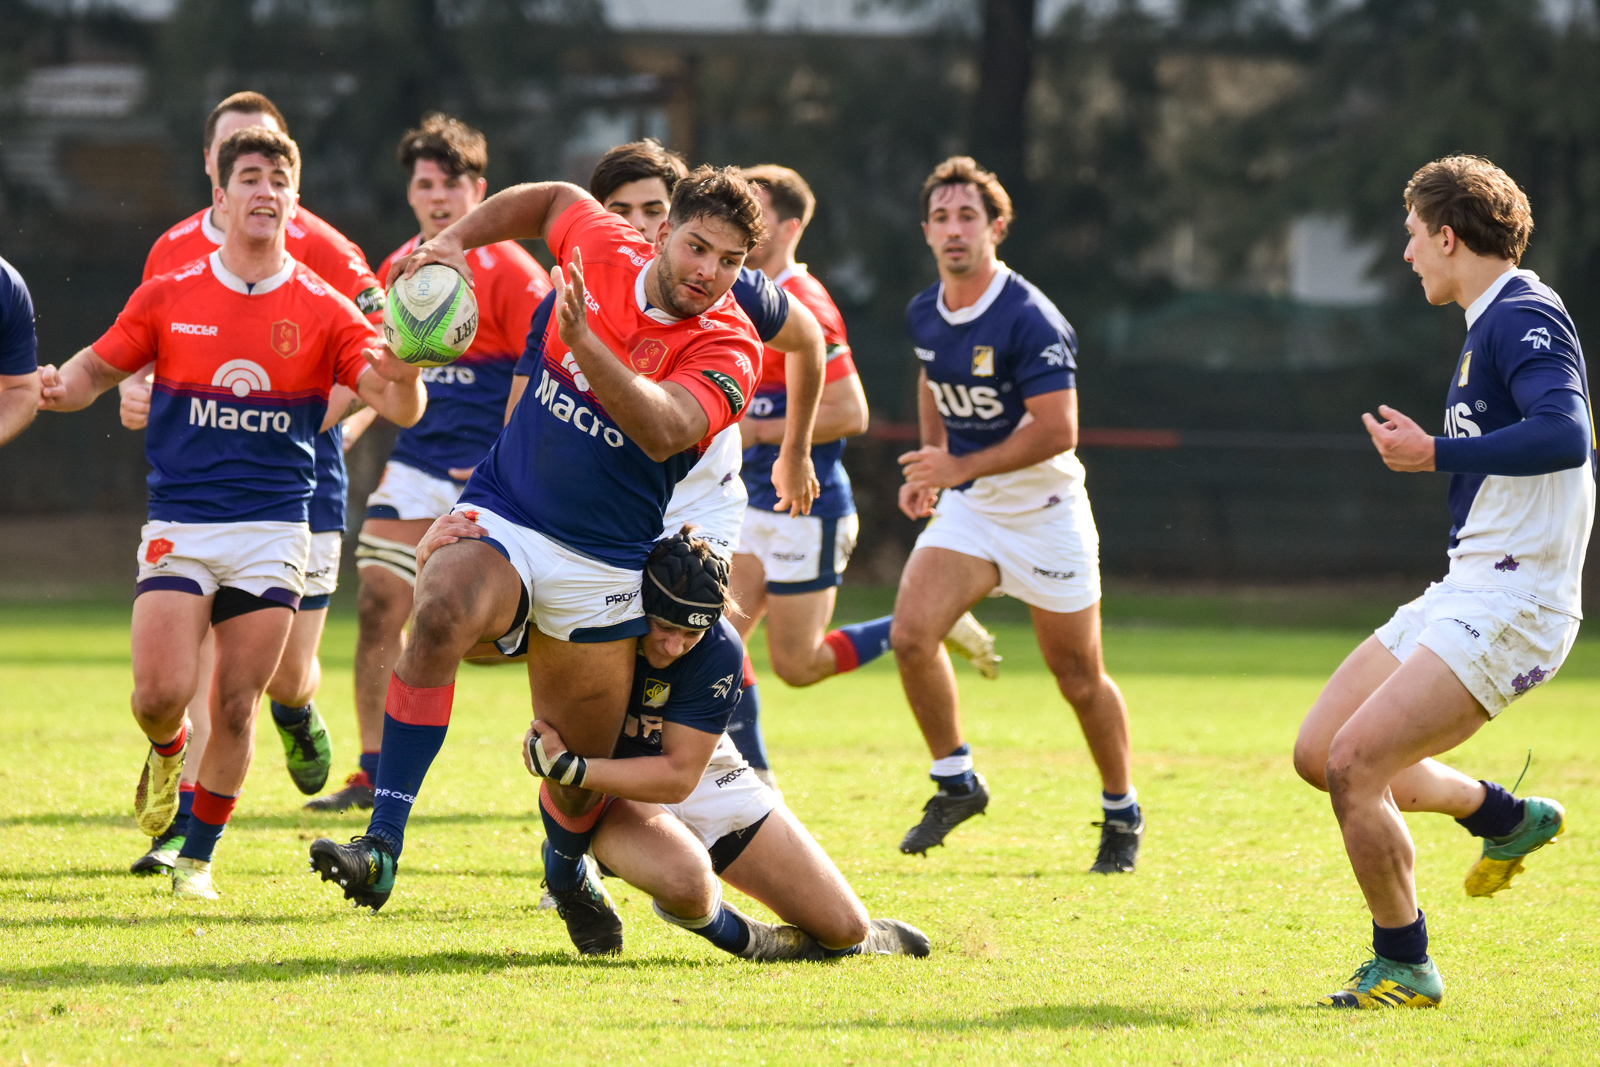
[
  {"x1": 937, "y1": 262, "x2": 1010, "y2": 325},
  {"x1": 772, "y1": 263, "x2": 807, "y2": 286},
  {"x1": 1465, "y1": 267, "x2": 1538, "y2": 328},
  {"x1": 209, "y1": 250, "x2": 294, "y2": 296},
  {"x1": 632, "y1": 257, "x2": 732, "y2": 324},
  {"x1": 201, "y1": 207, "x2": 226, "y2": 246}
]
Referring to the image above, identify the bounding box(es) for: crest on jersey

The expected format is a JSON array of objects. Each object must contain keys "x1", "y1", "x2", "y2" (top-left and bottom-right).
[
  {"x1": 271, "y1": 319, "x2": 301, "y2": 358},
  {"x1": 971, "y1": 346, "x2": 995, "y2": 377},
  {"x1": 632, "y1": 338, "x2": 669, "y2": 372},
  {"x1": 144, "y1": 537, "x2": 175, "y2": 565},
  {"x1": 643, "y1": 680, "x2": 671, "y2": 708},
  {"x1": 1523, "y1": 327, "x2": 1552, "y2": 351},
  {"x1": 212, "y1": 359, "x2": 272, "y2": 398}
]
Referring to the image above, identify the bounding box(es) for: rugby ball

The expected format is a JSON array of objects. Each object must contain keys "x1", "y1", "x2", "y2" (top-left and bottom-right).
[{"x1": 384, "y1": 263, "x2": 478, "y2": 367}]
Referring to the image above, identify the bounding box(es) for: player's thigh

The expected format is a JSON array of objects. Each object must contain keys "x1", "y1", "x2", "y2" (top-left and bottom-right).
[
  {"x1": 210, "y1": 603, "x2": 295, "y2": 705},
  {"x1": 1294, "y1": 636, "x2": 1401, "y2": 788},
  {"x1": 277, "y1": 606, "x2": 328, "y2": 675},
  {"x1": 1031, "y1": 600, "x2": 1107, "y2": 686},
  {"x1": 1327, "y1": 645, "x2": 1488, "y2": 793},
  {"x1": 130, "y1": 591, "x2": 214, "y2": 706},
  {"x1": 891, "y1": 547, "x2": 999, "y2": 649},
  {"x1": 408, "y1": 537, "x2": 524, "y2": 648},
  {"x1": 762, "y1": 587, "x2": 837, "y2": 666},
  {"x1": 593, "y1": 801, "x2": 718, "y2": 913},
  {"x1": 719, "y1": 806, "x2": 867, "y2": 944},
  {"x1": 729, "y1": 552, "x2": 767, "y2": 640},
  {"x1": 523, "y1": 632, "x2": 635, "y2": 757}
]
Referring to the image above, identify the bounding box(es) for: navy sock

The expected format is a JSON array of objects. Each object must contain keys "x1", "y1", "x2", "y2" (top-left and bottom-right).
[
  {"x1": 269, "y1": 700, "x2": 311, "y2": 727},
  {"x1": 1456, "y1": 780, "x2": 1525, "y2": 838},
  {"x1": 358, "y1": 750, "x2": 380, "y2": 781},
  {"x1": 540, "y1": 784, "x2": 605, "y2": 893},
  {"x1": 725, "y1": 681, "x2": 769, "y2": 770},
  {"x1": 172, "y1": 786, "x2": 195, "y2": 838},
  {"x1": 684, "y1": 904, "x2": 752, "y2": 956},
  {"x1": 367, "y1": 713, "x2": 448, "y2": 861},
  {"x1": 1102, "y1": 789, "x2": 1142, "y2": 828},
  {"x1": 1372, "y1": 909, "x2": 1428, "y2": 965},
  {"x1": 177, "y1": 787, "x2": 237, "y2": 863},
  {"x1": 826, "y1": 615, "x2": 893, "y2": 672},
  {"x1": 930, "y1": 742, "x2": 976, "y2": 795}
]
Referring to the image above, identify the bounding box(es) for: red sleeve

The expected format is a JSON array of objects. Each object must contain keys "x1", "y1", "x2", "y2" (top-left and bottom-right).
[
  {"x1": 481, "y1": 243, "x2": 552, "y2": 355},
  {"x1": 297, "y1": 212, "x2": 386, "y2": 325},
  {"x1": 824, "y1": 345, "x2": 857, "y2": 384},
  {"x1": 92, "y1": 280, "x2": 165, "y2": 372},
  {"x1": 140, "y1": 240, "x2": 160, "y2": 284},
  {"x1": 665, "y1": 331, "x2": 762, "y2": 442},
  {"x1": 547, "y1": 197, "x2": 649, "y2": 271}
]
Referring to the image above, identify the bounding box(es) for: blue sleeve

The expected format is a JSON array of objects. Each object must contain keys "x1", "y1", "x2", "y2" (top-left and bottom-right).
[
  {"x1": 1011, "y1": 305, "x2": 1077, "y2": 398},
  {"x1": 663, "y1": 624, "x2": 746, "y2": 735},
  {"x1": 0, "y1": 262, "x2": 38, "y2": 376},
  {"x1": 512, "y1": 289, "x2": 558, "y2": 377},
  {"x1": 733, "y1": 268, "x2": 789, "y2": 343}
]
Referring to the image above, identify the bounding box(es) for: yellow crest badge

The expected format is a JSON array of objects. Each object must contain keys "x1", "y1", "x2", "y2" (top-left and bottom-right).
[
  {"x1": 643, "y1": 680, "x2": 671, "y2": 708},
  {"x1": 971, "y1": 346, "x2": 995, "y2": 377}
]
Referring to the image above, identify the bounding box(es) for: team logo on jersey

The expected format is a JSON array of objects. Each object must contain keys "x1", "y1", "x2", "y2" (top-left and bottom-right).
[
  {"x1": 1040, "y1": 341, "x2": 1072, "y2": 367},
  {"x1": 915, "y1": 347, "x2": 936, "y2": 362},
  {"x1": 1458, "y1": 351, "x2": 1472, "y2": 387},
  {"x1": 618, "y1": 244, "x2": 650, "y2": 268},
  {"x1": 1512, "y1": 665, "x2": 1549, "y2": 695},
  {"x1": 711, "y1": 672, "x2": 737, "y2": 699},
  {"x1": 971, "y1": 346, "x2": 995, "y2": 377},
  {"x1": 701, "y1": 370, "x2": 746, "y2": 415},
  {"x1": 1494, "y1": 554, "x2": 1520, "y2": 572},
  {"x1": 1443, "y1": 401, "x2": 1482, "y2": 439},
  {"x1": 211, "y1": 359, "x2": 273, "y2": 398},
  {"x1": 171, "y1": 322, "x2": 218, "y2": 337},
  {"x1": 1523, "y1": 327, "x2": 1553, "y2": 351},
  {"x1": 271, "y1": 320, "x2": 301, "y2": 358},
  {"x1": 643, "y1": 680, "x2": 671, "y2": 708},
  {"x1": 632, "y1": 338, "x2": 669, "y2": 372},
  {"x1": 144, "y1": 538, "x2": 175, "y2": 565}
]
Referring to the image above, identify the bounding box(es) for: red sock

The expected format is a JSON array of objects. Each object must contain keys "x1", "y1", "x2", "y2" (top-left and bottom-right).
[
  {"x1": 741, "y1": 653, "x2": 758, "y2": 688},
  {"x1": 191, "y1": 785, "x2": 239, "y2": 827},
  {"x1": 385, "y1": 675, "x2": 454, "y2": 726},
  {"x1": 151, "y1": 722, "x2": 188, "y2": 757},
  {"x1": 823, "y1": 629, "x2": 859, "y2": 673}
]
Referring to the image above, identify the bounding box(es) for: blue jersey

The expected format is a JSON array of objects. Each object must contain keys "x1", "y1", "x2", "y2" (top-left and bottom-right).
[
  {"x1": 741, "y1": 389, "x2": 853, "y2": 519},
  {"x1": 310, "y1": 426, "x2": 347, "y2": 533},
  {"x1": 907, "y1": 265, "x2": 1085, "y2": 522},
  {"x1": 1431, "y1": 270, "x2": 1595, "y2": 614},
  {"x1": 614, "y1": 619, "x2": 745, "y2": 760},
  {"x1": 0, "y1": 256, "x2": 38, "y2": 376}
]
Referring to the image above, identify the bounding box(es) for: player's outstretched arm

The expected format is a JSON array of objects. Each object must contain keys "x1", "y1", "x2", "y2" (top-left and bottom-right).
[
  {"x1": 36, "y1": 347, "x2": 129, "y2": 414},
  {"x1": 555, "y1": 251, "x2": 709, "y2": 462},
  {"x1": 899, "y1": 386, "x2": 1077, "y2": 496},
  {"x1": 0, "y1": 372, "x2": 40, "y2": 445},
  {"x1": 354, "y1": 345, "x2": 427, "y2": 428},
  {"x1": 525, "y1": 718, "x2": 720, "y2": 805},
  {"x1": 765, "y1": 300, "x2": 825, "y2": 516},
  {"x1": 385, "y1": 182, "x2": 591, "y2": 289}
]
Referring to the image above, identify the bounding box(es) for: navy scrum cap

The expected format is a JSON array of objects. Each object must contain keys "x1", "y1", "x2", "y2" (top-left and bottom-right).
[{"x1": 643, "y1": 530, "x2": 729, "y2": 631}]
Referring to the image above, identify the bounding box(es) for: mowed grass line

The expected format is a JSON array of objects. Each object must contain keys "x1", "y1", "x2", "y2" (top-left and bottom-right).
[{"x1": 0, "y1": 597, "x2": 1596, "y2": 1065}]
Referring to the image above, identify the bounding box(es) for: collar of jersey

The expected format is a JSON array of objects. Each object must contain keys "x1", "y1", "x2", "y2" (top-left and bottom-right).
[
  {"x1": 200, "y1": 208, "x2": 226, "y2": 246},
  {"x1": 633, "y1": 256, "x2": 733, "y2": 325},
  {"x1": 773, "y1": 263, "x2": 808, "y2": 286},
  {"x1": 1465, "y1": 267, "x2": 1538, "y2": 328},
  {"x1": 936, "y1": 262, "x2": 1010, "y2": 325},
  {"x1": 209, "y1": 250, "x2": 295, "y2": 296}
]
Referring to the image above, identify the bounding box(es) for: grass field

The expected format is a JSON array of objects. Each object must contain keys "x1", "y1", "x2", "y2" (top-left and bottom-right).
[{"x1": 2, "y1": 586, "x2": 1597, "y2": 1065}]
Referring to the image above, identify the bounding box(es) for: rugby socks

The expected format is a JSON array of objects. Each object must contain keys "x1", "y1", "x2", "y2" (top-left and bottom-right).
[
  {"x1": 821, "y1": 944, "x2": 863, "y2": 958},
  {"x1": 725, "y1": 654, "x2": 770, "y2": 771},
  {"x1": 930, "y1": 743, "x2": 977, "y2": 795},
  {"x1": 1456, "y1": 780, "x2": 1525, "y2": 838},
  {"x1": 652, "y1": 893, "x2": 751, "y2": 956},
  {"x1": 1372, "y1": 909, "x2": 1429, "y2": 966},
  {"x1": 1102, "y1": 787, "x2": 1142, "y2": 829},
  {"x1": 823, "y1": 615, "x2": 894, "y2": 674},
  {"x1": 539, "y1": 781, "x2": 605, "y2": 894},
  {"x1": 359, "y1": 750, "x2": 380, "y2": 782},
  {"x1": 268, "y1": 700, "x2": 311, "y2": 727},
  {"x1": 151, "y1": 722, "x2": 187, "y2": 757},
  {"x1": 177, "y1": 786, "x2": 238, "y2": 863},
  {"x1": 172, "y1": 782, "x2": 196, "y2": 837},
  {"x1": 366, "y1": 676, "x2": 453, "y2": 861}
]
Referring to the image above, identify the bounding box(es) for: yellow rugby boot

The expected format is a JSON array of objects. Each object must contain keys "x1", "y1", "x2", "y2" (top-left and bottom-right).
[
  {"x1": 1318, "y1": 955, "x2": 1443, "y2": 1009},
  {"x1": 1465, "y1": 797, "x2": 1566, "y2": 897},
  {"x1": 133, "y1": 728, "x2": 188, "y2": 837}
]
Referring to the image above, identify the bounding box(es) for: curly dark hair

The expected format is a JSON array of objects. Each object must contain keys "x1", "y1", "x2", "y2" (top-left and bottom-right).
[
  {"x1": 591, "y1": 139, "x2": 688, "y2": 206},
  {"x1": 919, "y1": 156, "x2": 1013, "y2": 241},
  {"x1": 668, "y1": 165, "x2": 768, "y2": 251},
  {"x1": 397, "y1": 113, "x2": 489, "y2": 179}
]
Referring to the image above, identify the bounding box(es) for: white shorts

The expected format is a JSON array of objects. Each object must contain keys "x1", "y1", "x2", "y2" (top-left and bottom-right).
[
  {"x1": 663, "y1": 476, "x2": 747, "y2": 559},
  {"x1": 302, "y1": 530, "x2": 343, "y2": 602},
  {"x1": 737, "y1": 509, "x2": 859, "y2": 593},
  {"x1": 1374, "y1": 581, "x2": 1581, "y2": 717},
  {"x1": 366, "y1": 460, "x2": 464, "y2": 522},
  {"x1": 135, "y1": 520, "x2": 310, "y2": 606},
  {"x1": 452, "y1": 503, "x2": 648, "y2": 646},
  {"x1": 913, "y1": 488, "x2": 1101, "y2": 614},
  {"x1": 663, "y1": 734, "x2": 777, "y2": 849}
]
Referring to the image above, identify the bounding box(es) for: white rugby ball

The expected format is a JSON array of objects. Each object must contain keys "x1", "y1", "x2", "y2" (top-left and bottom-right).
[{"x1": 384, "y1": 263, "x2": 479, "y2": 367}]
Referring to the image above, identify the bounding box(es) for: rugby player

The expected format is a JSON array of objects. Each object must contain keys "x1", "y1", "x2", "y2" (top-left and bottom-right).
[
  {"x1": 120, "y1": 91, "x2": 390, "y2": 874},
  {"x1": 892, "y1": 158, "x2": 1143, "y2": 872},
  {"x1": 36, "y1": 128, "x2": 425, "y2": 899},
  {"x1": 307, "y1": 167, "x2": 765, "y2": 954},
  {"x1": 0, "y1": 254, "x2": 39, "y2": 445},
  {"x1": 307, "y1": 114, "x2": 551, "y2": 813},
  {"x1": 1293, "y1": 156, "x2": 1589, "y2": 1009},
  {"x1": 729, "y1": 165, "x2": 1000, "y2": 785}
]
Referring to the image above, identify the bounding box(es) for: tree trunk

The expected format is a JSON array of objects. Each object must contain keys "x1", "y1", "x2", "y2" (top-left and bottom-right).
[{"x1": 970, "y1": 0, "x2": 1036, "y2": 193}]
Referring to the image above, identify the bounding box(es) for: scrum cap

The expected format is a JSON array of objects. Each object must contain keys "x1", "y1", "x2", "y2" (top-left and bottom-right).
[{"x1": 643, "y1": 530, "x2": 729, "y2": 631}]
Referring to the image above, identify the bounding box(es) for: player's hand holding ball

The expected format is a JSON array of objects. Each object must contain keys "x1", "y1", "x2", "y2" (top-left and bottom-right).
[{"x1": 383, "y1": 263, "x2": 478, "y2": 368}]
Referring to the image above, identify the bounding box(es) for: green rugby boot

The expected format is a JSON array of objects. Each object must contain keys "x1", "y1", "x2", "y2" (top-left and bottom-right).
[
  {"x1": 309, "y1": 835, "x2": 396, "y2": 912},
  {"x1": 130, "y1": 818, "x2": 186, "y2": 875},
  {"x1": 1318, "y1": 954, "x2": 1443, "y2": 1009},
  {"x1": 1465, "y1": 796, "x2": 1566, "y2": 897},
  {"x1": 273, "y1": 701, "x2": 333, "y2": 795}
]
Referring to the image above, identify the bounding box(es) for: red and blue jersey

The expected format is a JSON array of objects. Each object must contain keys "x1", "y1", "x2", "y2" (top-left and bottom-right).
[
  {"x1": 145, "y1": 204, "x2": 385, "y2": 533},
  {"x1": 464, "y1": 197, "x2": 761, "y2": 570},
  {"x1": 93, "y1": 252, "x2": 377, "y2": 525},
  {"x1": 741, "y1": 265, "x2": 858, "y2": 519},
  {"x1": 378, "y1": 237, "x2": 550, "y2": 482},
  {"x1": 0, "y1": 255, "x2": 37, "y2": 376}
]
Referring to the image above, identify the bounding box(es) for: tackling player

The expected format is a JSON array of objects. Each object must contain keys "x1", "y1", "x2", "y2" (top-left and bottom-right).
[
  {"x1": 0, "y1": 254, "x2": 39, "y2": 445},
  {"x1": 892, "y1": 157, "x2": 1143, "y2": 872},
  {"x1": 309, "y1": 114, "x2": 551, "y2": 813},
  {"x1": 1293, "y1": 156, "x2": 1590, "y2": 1009},
  {"x1": 36, "y1": 128, "x2": 425, "y2": 899},
  {"x1": 307, "y1": 167, "x2": 764, "y2": 954},
  {"x1": 120, "y1": 91, "x2": 390, "y2": 874}
]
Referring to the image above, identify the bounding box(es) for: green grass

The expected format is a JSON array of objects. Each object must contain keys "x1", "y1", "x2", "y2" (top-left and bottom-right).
[{"x1": 2, "y1": 592, "x2": 1597, "y2": 1065}]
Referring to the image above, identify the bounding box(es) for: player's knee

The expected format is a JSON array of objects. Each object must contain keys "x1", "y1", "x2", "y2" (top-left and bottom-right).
[
  {"x1": 408, "y1": 587, "x2": 478, "y2": 654},
  {"x1": 1292, "y1": 737, "x2": 1330, "y2": 791},
  {"x1": 1052, "y1": 663, "x2": 1102, "y2": 709},
  {"x1": 211, "y1": 694, "x2": 259, "y2": 739},
  {"x1": 888, "y1": 616, "x2": 937, "y2": 660},
  {"x1": 130, "y1": 680, "x2": 190, "y2": 726},
  {"x1": 770, "y1": 648, "x2": 825, "y2": 688},
  {"x1": 267, "y1": 658, "x2": 318, "y2": 708},
  {"x1": 812, "y1": 901, "x2": 870, "y2": 950},
  {"x1": 656, "y1": 864, "x2": 718, "y2": 918},
  {"x1": 1323, "y1": 735, "x2": 1374, "y2": 801},
  {"x1": 357, "y1": 572, "x2": 411, "y2": 634}
]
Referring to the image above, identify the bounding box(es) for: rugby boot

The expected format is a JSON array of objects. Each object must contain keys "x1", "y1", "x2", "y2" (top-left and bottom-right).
[
  {"x1": 1465, "y1": 796, "x2": 1566, "y2": 897},
  {"x1": 273, "y1": 701, "x2": 333, "y2": 795},
  {"x1": 305, "y1": 770, "x2": 375, "y2": 812},
  {"x1": 133, "y1": 730, "x2": 187, "y2": 837},
  {"x1": 545, "y1": 860, "x2": 623, "y2": 956},
  {"x1": 309, "y1": 835, "x2": 396, "y2": 912},
  {"x1": 860, "y1": 918, "x2": 932, "y2": 957},
  {"x1": 899, "y1": 773, "x2": 990, "y2": 855},
  {"x1": 1090, "y1": 816, "x2": 1144, "y2": 874},
  {"x1": 130, "y1": 818, "x2": 186, "y2": 875},
  {"x1": 727, "y1": 903, "x2": 825, "y2": 961},
  {"x1": 171, "y1": 856, "x2": 219, "y2": 901},
  {"x1": 943, "y1": 611, "x2": 1001, "y2": 680},
  {"x1": 1318, "y1": 954, "x2": 1443, "y2": 1009}
]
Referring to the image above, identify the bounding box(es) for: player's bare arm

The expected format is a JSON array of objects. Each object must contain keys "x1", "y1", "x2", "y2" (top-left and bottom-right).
[
  {"x1": 36, "y1": 346, "x2": 132, "y2": 412},
  {"x1": 0, "y1": 371, "x2": 40, "y2": 445},
  {"x1": 897, "y1": 368, "x2": 950, "y2": 519},
  {"x1": 742, "y1": 371, "x2": 868, "y2": 447},
  {"x1": 555, "y1": 250, "x2": 709, "y2": 461},
  {"x1": 525, "y1": 718, "x2": 720, "y2": 805},
  {"x1": 353, "y1": 345, "x2": 427, "y2": 428},
  {"x1": 387, "y1": 181, "x2": 590, "y2": 288},
  {"x1": 901, "y1": 387, "x2": 1077, "y2": 493},
  {"x1": 1362, "y1": 404, "x2": 1437, "y2": 471},
  {"x1": 762, "y1": 299, "x2": 825, "y2": 515}
]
